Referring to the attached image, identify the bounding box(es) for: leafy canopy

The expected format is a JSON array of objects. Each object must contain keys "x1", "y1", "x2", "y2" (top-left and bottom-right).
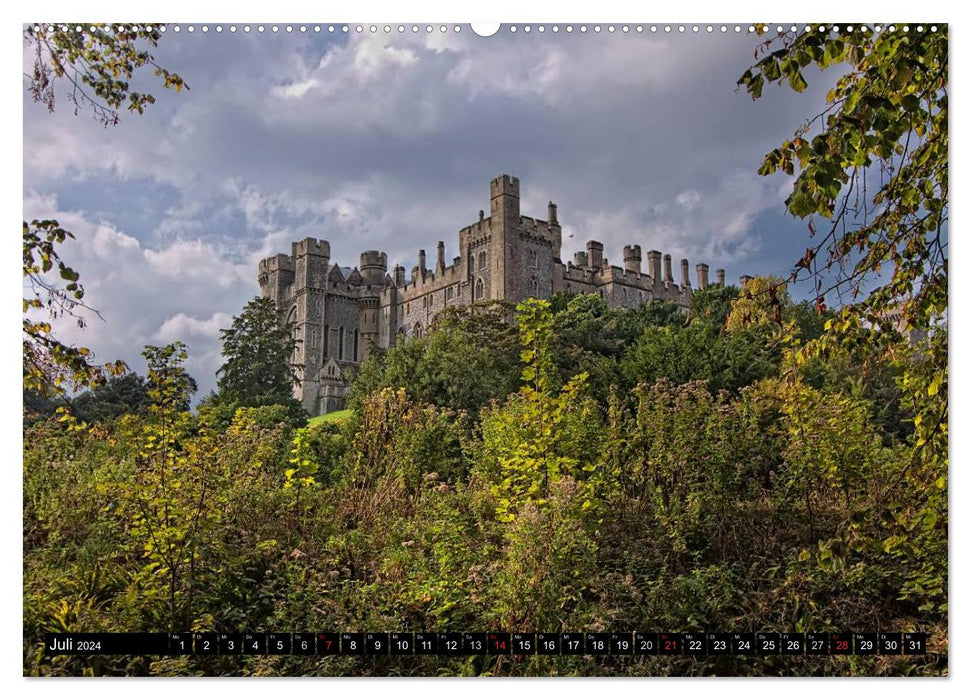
[
  {"x1": 25, "y1": 23, "x2": 187, "y2": 126},
  {"x1": 23, "y1": 25, "x2": 187, "y2": 404},
  {"x1": 739, "y1": 24, "x2": 947, "y2": 613},
  {"x1": 738, "y1": 23, "x2": 946, "y2": 334},
  {"x1": 216, "y1": 296, "x2": 303, "y2": 415}
]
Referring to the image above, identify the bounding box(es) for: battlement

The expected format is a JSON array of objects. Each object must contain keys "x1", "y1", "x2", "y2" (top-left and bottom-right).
[
  {"x1": 291, "y1": 237, "x2": 330, "y2": 259},
  {"x1": 259, "y1": 253, "x2": 295, "y2": 273},
  {"x1": 490, "y1": 174, "x2": 520, "y2": 199},
  {"x1": 360, "y1": 250, "x2": 387, "y2": 268}
]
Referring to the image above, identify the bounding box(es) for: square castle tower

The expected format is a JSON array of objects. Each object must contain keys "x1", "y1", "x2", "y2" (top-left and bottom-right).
[{"x1": 258, "y1": 174, "x2": 729, "y2": 415}]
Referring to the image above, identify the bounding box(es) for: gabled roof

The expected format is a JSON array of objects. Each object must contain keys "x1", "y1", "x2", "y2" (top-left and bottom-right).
[
  {"x1": 346, "y1": 268, "x2": 363, "y2": 285},
  {"x1": 328, "y1": 264, "x2": 345, "y2": 282}
]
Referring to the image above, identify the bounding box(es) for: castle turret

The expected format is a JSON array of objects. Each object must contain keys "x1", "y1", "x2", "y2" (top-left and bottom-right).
[
  {"x1": 623, "y1": 244, "x2": 642, "y2": 274},
  {"x1": 360, "y1": 250, "x2": 388, "y2": 286},
  {"x1": 489, "y1": 174, "x2": 520, "y2": 300},
  {"x1": 357, "y1": 297, "x2": 380, "y2": 362},
  {"x1": 681, "y1": 259, "x2": 690, "y2": 288},
  {"x1": 696, "y1": 263, "x2": 710, "y2": 289},
  {"x1": 740, "y1": 274, "x2": 753, "y2": 288},
  {"x1": 586, "y1": 240, "x2": 604, "y2": 270},
  {"x1": 574, "y1": 251, "x2": 588, "y2": 268},
  {"x1": 716, "y1": 269, "x2": 726, "y2": 286},
  {"x1": 647, "y1": 250, "x2": 662, "y2": 283},
  {"x1": 258, "y1": 253, "x2": 295, "y2": 305}
]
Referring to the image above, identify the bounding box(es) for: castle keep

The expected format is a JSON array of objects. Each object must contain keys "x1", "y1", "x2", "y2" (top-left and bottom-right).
[{"x1": 259, "y1": 174, "x2": 730, "y2": 415}]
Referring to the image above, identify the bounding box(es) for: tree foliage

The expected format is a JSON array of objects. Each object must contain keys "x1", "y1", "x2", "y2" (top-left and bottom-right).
[
  {"x1": 23, "y1": 220, "x2": 126, "y2": 398},
  {"x1": 25, "y1": 23, "x2": 187, "y2": 126},
  {"x1": 348, "y1": 302, "x2": 521, "y2": 415},
  {"x1": 23, "y1": 25, "x2": 187, "y2": 404},
  {"x1": 739, "y1": 24, "x2": 947, "y2": 616},
  {"x1": 73, "y1": 372, "x2": 151, "y2": 423},
  {"x1": 215, "y1": 296, "x2": 304, "y2": 422},
  {"x1": 738, "y1": 23, "x2": 946, "y2": 450}
]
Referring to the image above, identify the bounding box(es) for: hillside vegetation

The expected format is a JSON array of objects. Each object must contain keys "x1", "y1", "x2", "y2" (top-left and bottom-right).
[{"x1": 23, "y1": 287, "x2": 947, "y2": 676}]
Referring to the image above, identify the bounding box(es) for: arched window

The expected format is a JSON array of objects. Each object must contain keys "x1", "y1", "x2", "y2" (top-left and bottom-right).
[
  {"x1": 478, "y1": 251, "x2": 487, "y2": 270},
  {"x1": 413, "y1": 322, "x2": 423, "y2": 339},
  {"x1": 528, "y1": 250, "x2": 538, "y2": 269},
  {"x1": 528, "y1": 278, "x2": 538, "y2": 297},
  {"x1": 475, "y1": 278, "x2": 484, "y2": 300}
]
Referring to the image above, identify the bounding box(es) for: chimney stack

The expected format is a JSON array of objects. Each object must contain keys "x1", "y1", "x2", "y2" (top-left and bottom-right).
[
  {"x1": 696, "y1": 263, "x2": 710, "y2": 289},
  {"x1": 586, "y1": 240, "x2": 604, "y2": 270},
  {"x1": 663, "y1": 254, "x2": 674, "y2": 284},
  {"x1": 436, "y1": 241, "x2": 445, "y2": 273},
  {"x1": 548, "y1": 201, "x2": 558, "y2": 225},
  {"x1": 647, "y1": 250, "x2": 662, "y2": 283},
  {"x1": 418, "y1": 249, "x2": 426, "y2": 273},
  {"x1": 716, "y1": 269, "x2": 725, "y2": 286},
  {"x1": 681, "y1": 259, "x2": 690, "y2": 288}
]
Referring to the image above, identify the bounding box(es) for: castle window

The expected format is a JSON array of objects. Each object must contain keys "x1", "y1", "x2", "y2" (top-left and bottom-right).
[
  {"x1": 323, "y1": 325, "x2": 329, "y2": 358},
  {"x1": 414, "y1": 322, "x2": 423, "y2": 339},
  {"x1": 479, "y1": 251, "x2": 487, "y2": 270},
  {"x1": 446, "y1": 286, "x2": 454, "y2": 301},
  {"x1": 353, "y1": 329, "x2": 359, "y2": 361},
  {"x1": 528, "y1": 250, "x2": 538, "y2": 269},
  {"x1": 528, "y1": 278, "x2": 538, "y2": 297},
  {"x1": 338, "y1": 325, "x2": 345, "y2": 360},
  {"x1": 475, "y1": 278, "x2": 484, "y2": 300}
]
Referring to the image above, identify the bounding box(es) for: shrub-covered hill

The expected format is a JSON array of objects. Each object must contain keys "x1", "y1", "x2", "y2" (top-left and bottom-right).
[{"x1": 23, "y1": 292, "x2": 947, "y2": 676}]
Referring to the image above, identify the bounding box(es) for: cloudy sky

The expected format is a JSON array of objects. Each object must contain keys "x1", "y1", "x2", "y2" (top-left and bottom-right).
[{"x1": 23, "y1": 25, "x2": 838, "y2": 398}]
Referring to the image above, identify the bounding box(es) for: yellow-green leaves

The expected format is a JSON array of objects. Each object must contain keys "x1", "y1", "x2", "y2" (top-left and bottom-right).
[{"x1": 25, "y1": 24, "x2": 187, "y2": 126}]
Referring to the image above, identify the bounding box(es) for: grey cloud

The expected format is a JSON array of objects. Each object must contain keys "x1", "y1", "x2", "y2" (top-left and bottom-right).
[{"x1": 24, "y1": 28, "x2": 839, "y2": 397}]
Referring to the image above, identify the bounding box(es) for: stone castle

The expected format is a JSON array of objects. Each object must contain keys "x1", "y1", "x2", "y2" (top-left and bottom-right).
[{"x1": 259, "y1": 174, "x2": 734, "y2": 416}]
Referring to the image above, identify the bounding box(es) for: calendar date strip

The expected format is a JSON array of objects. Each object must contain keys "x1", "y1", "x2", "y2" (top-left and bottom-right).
[{"x1": 44, "y1": 632, "x2": 928, "y2": 656}]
